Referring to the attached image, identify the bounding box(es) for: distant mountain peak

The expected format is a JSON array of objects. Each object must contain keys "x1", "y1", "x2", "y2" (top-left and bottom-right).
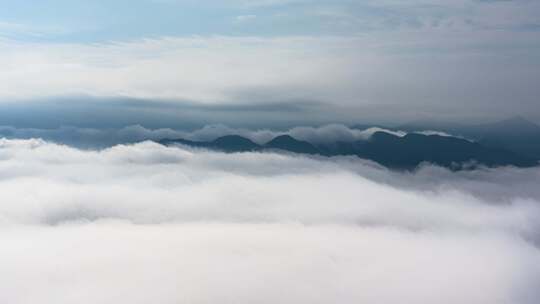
[
  {"x1": 267, "y1": 134, "x2": 297, "y2": 142},
  {"x1": 212, "y1": 135, "x2": 254, "y2": 143},
  {"x1": 369, "y1": 131, "x2": 399, "y2": 141},
  {"x1": 158, "y1": 126, "x2": 538, "y2": 169},
  {"x1": 498, "y1": 116, "x2": 538, "y2": 127},
  {"x1": 265, "y1": 134, "x2": 319, "y2": 154},
  {"x1": 475, "y1": 116, "x2": 540, "y2": 137},
  {"x1": 211, "y1": 135, "x2": 259, "y2": 152}
]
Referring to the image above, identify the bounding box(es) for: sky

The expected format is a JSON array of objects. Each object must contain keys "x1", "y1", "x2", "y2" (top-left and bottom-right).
[{"x1": 0, "y1": 0, "x2": 539, "y2": 127}]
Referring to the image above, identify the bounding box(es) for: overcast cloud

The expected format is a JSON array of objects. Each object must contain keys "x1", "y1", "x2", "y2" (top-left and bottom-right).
[
  {"x1": 1, "y1": 33, "x2": 539, "y2": 124},
  {"x1": 1, "y1": 0, "x2": 539, "y2": 124}
]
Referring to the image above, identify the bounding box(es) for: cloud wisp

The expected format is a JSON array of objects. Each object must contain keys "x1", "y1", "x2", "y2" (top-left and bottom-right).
[
  {"x1": 0, "y1": 123, "x2": 445, "y2": 148},
  {"x1": 0, "y1": 138, "x2": 539, "y2": 303}
]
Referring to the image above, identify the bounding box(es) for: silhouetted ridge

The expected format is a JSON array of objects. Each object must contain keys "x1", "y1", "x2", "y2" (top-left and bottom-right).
[
  {"x1": 210, "y1": 135, "x2": 260, "y2": 152},
  {"x1": 397, "y1": 116, "x2": 540, "y2": 159},
  {"x1": 359, "y1": 132, "x2": 535, "y2": 169},
  {"x1": 158, "y1": 130, "x2": 537, "y2": 170},
  {"x1": 265, "y1": 135, "x2": 319, "y2": 154},
  {"x1": 369, "y1": 131, "x2": 399, "y2": 142},
  {"x1": 495, "y1": 116, "x2": 539, "y2": 130}
]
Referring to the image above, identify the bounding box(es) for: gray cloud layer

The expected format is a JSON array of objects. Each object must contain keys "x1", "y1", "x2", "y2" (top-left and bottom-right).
[
  {"x1": 0, "y1": 138, "x2": 539, "y2": 303},
  {"x1": 2, "y1": 26, "x2": 540, "y2": 124}
]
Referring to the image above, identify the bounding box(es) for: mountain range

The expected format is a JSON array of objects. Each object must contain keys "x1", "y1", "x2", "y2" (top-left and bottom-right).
[
  {"x1": 159, "y1": 118, "x2": 539, "y2": 170},
  {"x1": 397, "y1": 116, "x2": 540, "y2": 160}
]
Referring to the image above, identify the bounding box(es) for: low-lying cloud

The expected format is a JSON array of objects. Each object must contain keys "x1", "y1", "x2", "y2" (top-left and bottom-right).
[
  {"x1": 0, "y1": 138, "x2": 539, "y2": 303},
  {"x1": 0, "y1": 123, "x2": 454, "y2": 148}
]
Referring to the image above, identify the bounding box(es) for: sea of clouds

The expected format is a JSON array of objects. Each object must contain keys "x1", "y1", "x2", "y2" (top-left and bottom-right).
[{"x1": 0, "y1": 138, "x2": 539, "y2": 303}]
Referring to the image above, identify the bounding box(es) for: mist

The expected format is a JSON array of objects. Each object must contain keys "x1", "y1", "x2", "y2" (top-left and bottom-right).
[{"x1": 0, "y1": 123, "x2": 434, "y2": 148}]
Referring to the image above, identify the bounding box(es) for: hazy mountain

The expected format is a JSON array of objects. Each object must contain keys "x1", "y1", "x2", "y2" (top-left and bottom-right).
[
  {"x1": 356, "y1": 132, "x2": 535, "y2": 169},
  {"x1": 397, "y1": 116, "x2": 540, "y2": 159},
  {"x1": 264, "y1": 135, "x2": 320, "y2": 154},
  {"x1": 160, "y1": 135, "x2": 260, "y2": 152},
  {"x1": 470, "y1": 117, "x2": 540, "y2": 159},
  {"x1": 210, "y1": 135, "x2": 260, "y2": 152},
  {"x1": 160, "y1": 131, "x2": 536, "y2": 170}
]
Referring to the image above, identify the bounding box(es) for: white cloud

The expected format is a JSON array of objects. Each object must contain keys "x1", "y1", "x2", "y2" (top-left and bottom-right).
[
  {"x1": 0, "y1": 138, "x2": 539, "y2": 303},
  {"x1": 1, "y1": 222, "x2": 538, "y2": 304},
  {"x1": 0, "y1": 36, "x2": 363, "y2": 102}
]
